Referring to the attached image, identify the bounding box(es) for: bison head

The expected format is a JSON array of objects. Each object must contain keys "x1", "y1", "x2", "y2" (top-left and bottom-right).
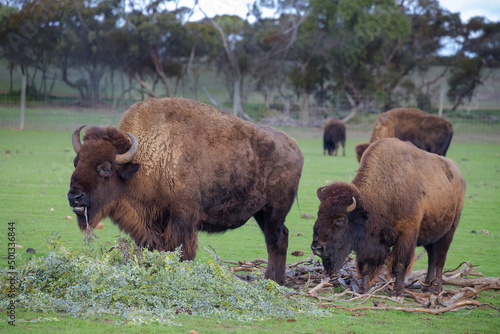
[
  {"x1": 311, "y1": 182, "x2": 369, "y2": 275},
  {"x1": 67, "y1": 125, "x2": 140, "y2": 231}
]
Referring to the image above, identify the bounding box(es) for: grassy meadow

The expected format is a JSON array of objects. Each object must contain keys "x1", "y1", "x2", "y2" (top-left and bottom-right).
[{"x1": 0, "y1": 122, "x2": 499, "y2": 333}]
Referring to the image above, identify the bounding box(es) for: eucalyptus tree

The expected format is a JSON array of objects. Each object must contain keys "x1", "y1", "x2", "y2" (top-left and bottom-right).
[
  {"x1": 447, "y1": 19, "x2": 500, "y2": 110},
  {"x1": 182, "y1": 21, "x2": 220, "y2": 99},
  {"x1": 204, "y1": 14, "x2": 251, "y2": 117},
  {"x1": 314, "y1": 0, "x2": 411, "y2": 120},
  {"x1": 123, "y1": 6, "x2": 191, "y2": 98},
  {"x1": 0, "y1": 1, "x2": 61, "y2": 99}
]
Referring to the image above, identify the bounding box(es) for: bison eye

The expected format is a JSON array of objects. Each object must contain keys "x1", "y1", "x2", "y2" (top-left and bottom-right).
[
  {"x1": 334, "y1": 218, "x2": 345, "y2": 227},
  {"x1": 97, "y1": 162, "x2": 112, "y2": 178}
]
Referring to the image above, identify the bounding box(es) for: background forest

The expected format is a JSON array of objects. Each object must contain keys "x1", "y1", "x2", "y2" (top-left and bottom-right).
[{"x1": 0, "y1": 0, "x2": 499, "y2": 127}]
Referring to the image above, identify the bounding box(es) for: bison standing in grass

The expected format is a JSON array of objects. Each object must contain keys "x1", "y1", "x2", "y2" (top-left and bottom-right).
[
  {"x1": 312, "y1": 138, "x2": 465, "y2": 297},
  {"x1": 355, "y1": 108, "x2": 453, "y2": 162},
  {"x1": 67, "y1": 97, "x2": 304, "y2": 284},
  {"x1": 323, "y1": 119, "x2": 346, "y2": 156}
]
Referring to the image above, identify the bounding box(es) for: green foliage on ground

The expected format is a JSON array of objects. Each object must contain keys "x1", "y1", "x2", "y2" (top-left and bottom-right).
[{"x1": 0, "y1": 239, "x2": 326, "y2": 326}]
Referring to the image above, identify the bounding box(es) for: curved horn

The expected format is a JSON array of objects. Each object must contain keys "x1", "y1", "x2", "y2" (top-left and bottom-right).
[
  {"x1": 115, "y1": 132, "x2": 139, "y2": 164},
  {"x1": 317, "y1": 186, "x2": 328, "y2": 200},
  {"x1": 346, "y1": 197, "x2": 356, "y2": 213},
  {"x1": 72, "y1": 125, "x2": 86, "y2": 154}
]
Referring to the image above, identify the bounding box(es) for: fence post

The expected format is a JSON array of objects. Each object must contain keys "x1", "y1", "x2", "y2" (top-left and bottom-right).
[
  {"x1": 438, "y1": 84, "x2": 444, "y2": 117},
  {"x1": 20, "y1": 73, "x2": 26, "y2": 130}
]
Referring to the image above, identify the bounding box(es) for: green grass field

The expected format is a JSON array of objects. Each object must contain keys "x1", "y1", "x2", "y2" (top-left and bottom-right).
[{"x1": 0, "y1": 124, "x2": 499, "y2": 333}]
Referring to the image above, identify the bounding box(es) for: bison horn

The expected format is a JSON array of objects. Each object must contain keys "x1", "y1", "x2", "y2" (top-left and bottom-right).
[
  {"x1": 115, "y1": 132, "x2": 139, "y2": 164},
  {"x1": 72, "y1": 125, "x2": 86, "y2": 154},
  {"x1": 346, "y1": 197, "x2": 356, "y2": 213}
]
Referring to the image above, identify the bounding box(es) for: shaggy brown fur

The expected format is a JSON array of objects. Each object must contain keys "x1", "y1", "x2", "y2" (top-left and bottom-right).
[
  {"x1": 68, "y1": 97, "x2": 304, "y2": 284},
  {"x1": 312, "y1": 138, "x2": 465, "y2": 297},
  {"x1": 355, "y1": 108, "x2": 453, "y2": 162},
  {"x1": 323, "y1": 119, "x2": 346, "y2": 156}
]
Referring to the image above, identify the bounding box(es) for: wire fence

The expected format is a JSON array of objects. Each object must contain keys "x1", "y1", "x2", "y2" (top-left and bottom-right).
[{"x1": 1, "y1": 70, "x2": 499, "y2": 144}]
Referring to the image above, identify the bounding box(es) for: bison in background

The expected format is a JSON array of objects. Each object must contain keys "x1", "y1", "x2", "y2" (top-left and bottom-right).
[
  {"x1": 67, "y1": 97, "x2": 304, "y2": 284},
  {"x1": 323, "y1": 119, "x2": 346, "y2": 156},
  {"x1": 355, "y1": 108, "x2": 453, "y2": 162},
  {"x1": 312, "y1": 138, "x2": 465, "y2": 297}
]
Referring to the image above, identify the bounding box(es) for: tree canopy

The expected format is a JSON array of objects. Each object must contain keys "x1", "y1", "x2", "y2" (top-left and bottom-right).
[{"x1": 0, "y1": 0, "x2": 497, "y2": 119}]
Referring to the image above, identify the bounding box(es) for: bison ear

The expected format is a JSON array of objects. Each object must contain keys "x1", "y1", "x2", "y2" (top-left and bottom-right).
[
  {"x1": 349, "y1": 209, "x2": 369, "y2": 225},
  {"x1": 117, "y1": 162, "x2": 140, "y2": 180}
]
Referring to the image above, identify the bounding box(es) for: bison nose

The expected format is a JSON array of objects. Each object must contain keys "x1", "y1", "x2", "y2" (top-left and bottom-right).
[
  {"x1": 311, "y1": 242, "x2": 323, "y2": 256},
  {"x1": 67, "y1": 192, "x2": 85, "y2": 206}
]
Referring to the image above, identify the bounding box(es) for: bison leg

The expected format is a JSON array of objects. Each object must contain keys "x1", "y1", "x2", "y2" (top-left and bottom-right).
[
  {"x1": 341, "y1": 141, "x2": 345, "y2": 157},
  {"x1": 161, "y1": 215, "x2": 198, "y2": 261},
  {"x1": 356, "y1": 258, "x2": 385, "y2": 294},
  {"x1": 389, "y1": 236, "x2": 417, "y2": 297},
  {"x1": 423, "y1": 224, "x2": 458, "y2": 293},
  {"x1": 423, "y1": 243, "x2": 439, "y2": 293},
  {"x1": 254, "y1": 209, "x2": 289, "y2": 284}
]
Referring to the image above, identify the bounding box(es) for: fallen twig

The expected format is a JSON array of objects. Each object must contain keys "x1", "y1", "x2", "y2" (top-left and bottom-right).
[{"x1": 317, "y1": 299, "x2": 481, "y2": 314}]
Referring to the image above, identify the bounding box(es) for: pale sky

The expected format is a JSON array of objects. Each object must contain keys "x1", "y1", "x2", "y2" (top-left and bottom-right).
[
  {"x1": 169, "y1": 0, "x2": 500, "y2": 23},
  {"x1": 439, "y1": 0, "x2": 500, "y2": 22}
]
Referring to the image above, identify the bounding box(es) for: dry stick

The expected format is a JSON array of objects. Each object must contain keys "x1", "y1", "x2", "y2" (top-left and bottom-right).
[
  {"x1": 318, "y1": 300, "x2": 481, "y2": 314},
  {"x1": 346, "y1": 280, "x2": 391, "y2": 303},
  {"x1": 443, "y1": 277, "x2": 500, "y2": 289},
  {"x1": 420, "y1": 261, "x2": 474, "y2": 288},
  {"x1": 414, "y1": 249, "x2": 427, "y2": 261},
  {"x1": 308, "y1": 281, "x2": 333, "y2": 295}
]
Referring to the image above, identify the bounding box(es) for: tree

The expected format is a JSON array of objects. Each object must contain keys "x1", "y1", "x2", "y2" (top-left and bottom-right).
[
  {"x1": 446, "y1": 18, "x2": 500, "y2": 110},
  {"x1": 303, "y1": 0, "x2": 411, "y2": 121},
  {"x1": 204, "y1": 15, "x2": 248, "y2": 117},
  {"x1": 447, "y1": 56, "x2": 483, "y2": 110},
  {"x1": 182, "y1": 21, "x2": 221, "y2": 99},
  {"x1": 0, "y1": 1, "x2": 61, "y2": 99}
]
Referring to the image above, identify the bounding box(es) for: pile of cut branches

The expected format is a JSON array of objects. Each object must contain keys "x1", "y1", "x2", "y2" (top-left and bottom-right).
[{"x1": 204, "y1": 247, "x2": 500, "y2": 315}]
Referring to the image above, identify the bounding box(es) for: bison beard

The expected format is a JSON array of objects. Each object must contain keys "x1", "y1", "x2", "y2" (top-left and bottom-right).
[
  {"x1": 67, "y1": 97, "x2": 304, "y2": 284},
  {"x1": 312, "y1": 138, "x2": 465, "y2": 297}
]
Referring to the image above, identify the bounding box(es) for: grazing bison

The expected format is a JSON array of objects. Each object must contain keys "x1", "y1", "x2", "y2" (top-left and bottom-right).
[
  {"x1": 355, "y1": 108, "x2": 453, "y2": 162},
  {"x1": 67, "y1": 97, "x2": 304, "y2": 283},
  {"x1": 323, "y1": 119, "x2": 346, "y2": 156},
  {"x1": 311, "y1": 138, "x2": 465, "y2": 297}
]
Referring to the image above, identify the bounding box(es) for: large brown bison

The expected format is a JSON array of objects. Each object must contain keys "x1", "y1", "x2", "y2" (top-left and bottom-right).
[
  {"x1": 67, "y1": 97, "x2": 304, "y2": 283},
  {"x1": 312, "y1": 138, "x2": 465, "y2": 297},
  {"x1": 355, "y1": 108, "x2": 453, "y2": 162},
  {"x1": 323, "y1": 119, "x2": 346, "y2": 156}
]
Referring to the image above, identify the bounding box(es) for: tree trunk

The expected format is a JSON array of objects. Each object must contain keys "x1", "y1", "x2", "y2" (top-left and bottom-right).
[
  {"x1": 301, "y1": 91, "x2": 310, "y2": 124},
  {"x1": 20, "y1": 71, "x2": 26, "y2": 130},
  {"x1": 9, "y1": 63, "x2": 14, "y2": 93},
  {"x1": 233, "y1": 79, "x2": 243, "y2": 116},
  {"x1": 150, "y1": 49, "x2": 172, "y2": 97},
  {"x1": 185, "y1": 46, "x2": 196, "y2": 98},
  {"x1": 110, "y1": 68, "x2": 115, "y2": 103},
  {"x1": 207, "y1": 18, "x2": 244, "y2": 117},
  {"x1": 341, "y1": 105, "x2": 358, "y2": 123},
  {"x1": 341, "y1": 91, "x2": 359, "y2": 123}
]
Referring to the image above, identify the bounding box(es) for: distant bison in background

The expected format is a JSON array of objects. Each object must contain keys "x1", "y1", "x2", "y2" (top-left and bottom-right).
[
  {"x1": 312, "y1": 138, "x2": 465, "y2": 297},
  {"x1": 323, "y1": 119, "x2": 346, "y2": 156},
  {"x1": 355, "y1": 108, "x2": 453, "y2": 162},
  {"x1": 67, "y1": 97, "x2": 304, "y2": 284}
]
